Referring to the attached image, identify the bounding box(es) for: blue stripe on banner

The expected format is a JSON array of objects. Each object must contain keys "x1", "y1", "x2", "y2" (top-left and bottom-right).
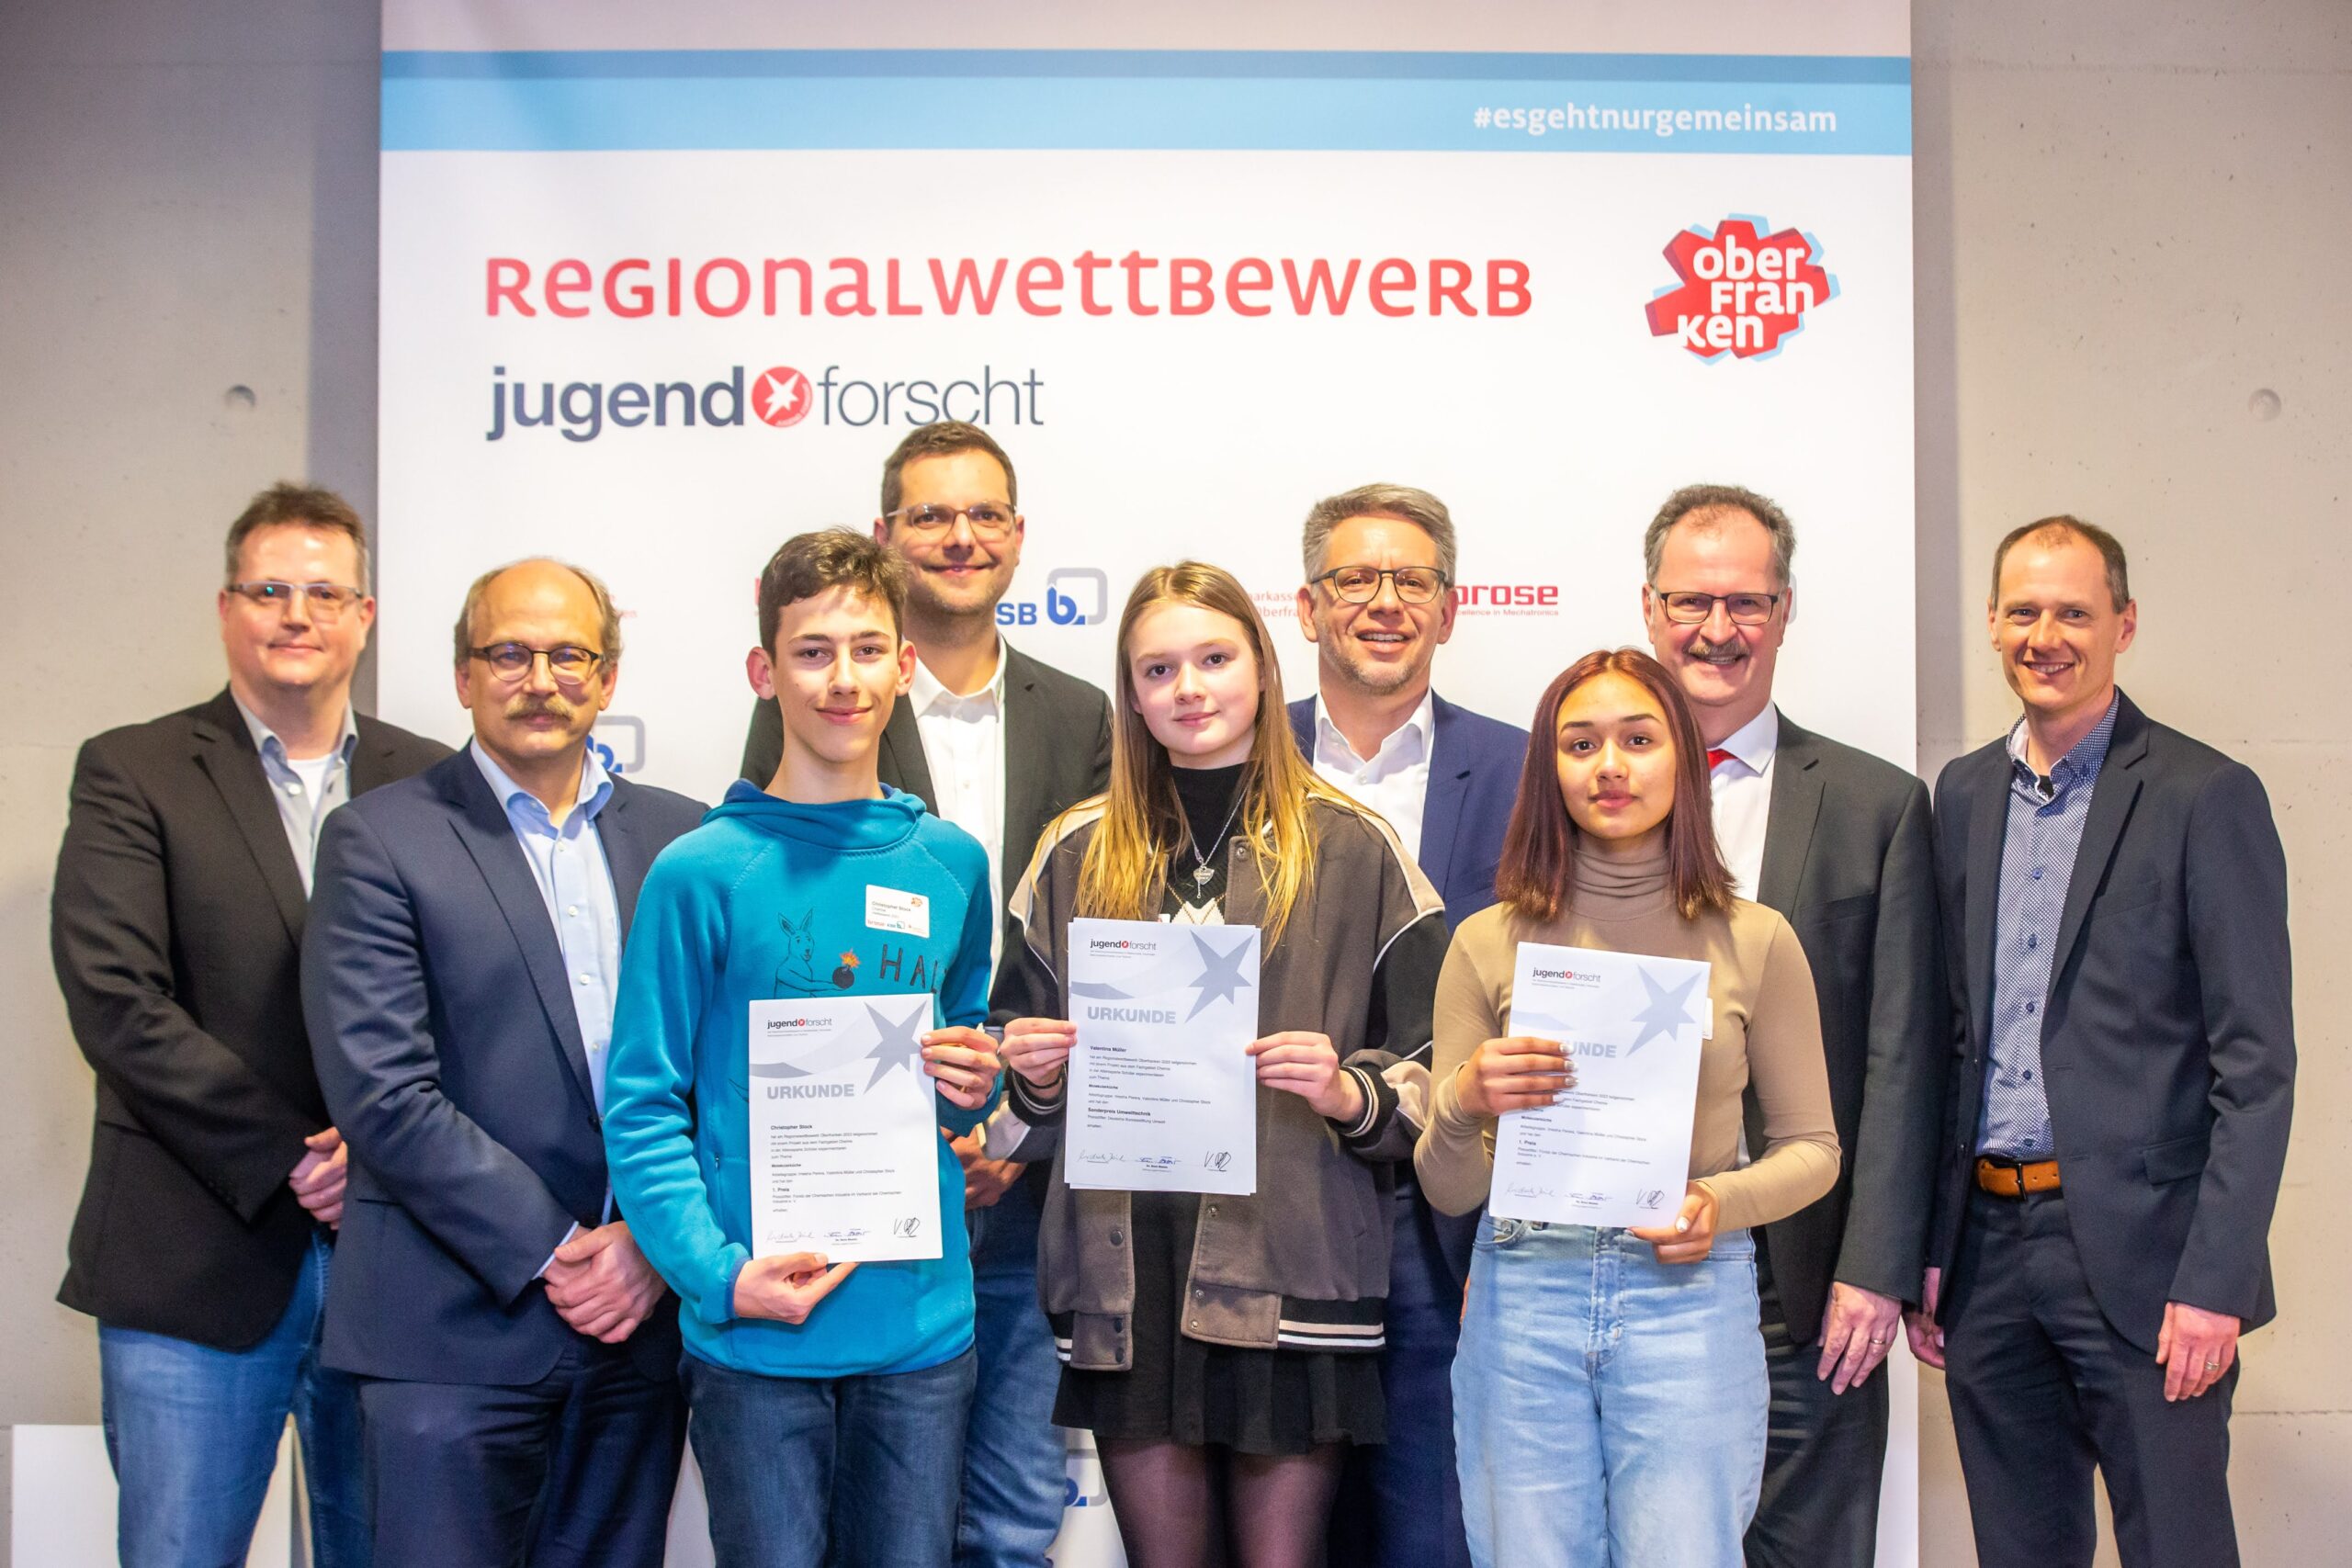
[
  {"x1": 382, "y1": 53, "x2": 1909, "y2": 155},
  {"x1": 382, "y1": 50, "x2": 1911, "y2": 85}
]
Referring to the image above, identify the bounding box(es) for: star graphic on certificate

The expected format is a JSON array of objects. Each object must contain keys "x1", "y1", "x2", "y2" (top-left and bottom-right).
[
  {"x1": 1627, "y1": 967, "x2": 1702, "y2": 1055},
  {"x1": 1183, "y1": 931, "x2": 1254, "y2": 1021},
  {"x1": 860, "y1": 1000, "x2": 927, "y2": 1091}
]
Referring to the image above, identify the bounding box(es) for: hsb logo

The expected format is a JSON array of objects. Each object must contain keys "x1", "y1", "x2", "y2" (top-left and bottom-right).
[
  {"x1": 999, "y1": 567, "x2": 1108, "y2": 628},
  {"x1": 1645, "y1": 218, "x2": 1835, "y2": 360}
]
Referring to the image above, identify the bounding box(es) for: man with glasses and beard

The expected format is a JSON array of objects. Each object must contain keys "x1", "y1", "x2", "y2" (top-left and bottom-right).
[{"x1": 1288, "y1": 483, "x2": 1528, "y2": 1568}]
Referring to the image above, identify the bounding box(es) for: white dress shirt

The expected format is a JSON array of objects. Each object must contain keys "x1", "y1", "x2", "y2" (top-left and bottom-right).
[
  {"x1": 910, "y1": 644, "x2": 1009, "y2": 965},
  {"x1": 231, "y1": 694, "x2": 358, "y2": 895},
  {"x1": 1707, "y1": 704, "x2": 1781, "y2": 902},
  {"x1": 1309, "y1": 691, "x2": 1437, "y2": 863}
]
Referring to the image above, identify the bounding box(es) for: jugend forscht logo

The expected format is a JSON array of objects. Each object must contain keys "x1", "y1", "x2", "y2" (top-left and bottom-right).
[
  {"x1": 483, "y1": 362, "x2": 1046, "y2": 442},
  {"x1": 1645, "y1": 218, "x2": 1835, "y2": 360}
]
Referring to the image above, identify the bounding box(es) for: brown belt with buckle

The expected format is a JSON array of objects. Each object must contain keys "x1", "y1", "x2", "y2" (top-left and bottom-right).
[{"x1": 1976, "y1": 1156, "x2": 2061, "y2": 1197}]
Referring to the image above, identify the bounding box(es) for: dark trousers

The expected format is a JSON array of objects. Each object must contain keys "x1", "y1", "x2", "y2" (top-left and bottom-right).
[
  {"x1": 685, "y1": 1345, "x2": 979, "y2": 1568},
  {"x1": 1743, "y1": 1243, "x2": 1889, "y2": 1568},
  {"x1": 1943, "y1": 1189, "x2": 2239, "y2": 1568},
  {"x1": 1329, "y1": 1179, "x2": 1475, "y2": 1568},
  {"x1": 357, "y1": 1336, "x2": 686, "y2": 1568}
]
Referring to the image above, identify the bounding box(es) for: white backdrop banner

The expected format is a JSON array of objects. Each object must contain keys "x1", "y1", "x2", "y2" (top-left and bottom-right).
[{"x1": 377, "y1": 8, "x2": 1916, "y2": 1565}]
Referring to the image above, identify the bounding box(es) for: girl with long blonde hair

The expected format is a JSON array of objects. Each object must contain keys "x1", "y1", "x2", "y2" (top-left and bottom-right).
[{"x1": 994, "y1": 563, "x2": 1451, "y2": 1568}]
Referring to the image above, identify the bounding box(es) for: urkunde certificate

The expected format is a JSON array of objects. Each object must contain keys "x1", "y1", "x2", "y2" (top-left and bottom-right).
[
  {"x1": 1488, "y1": 942, "x2": 1711, "y2": 1230},
  {"x1": 746, "y1": 994, "x2": 942, "y2": 1263},
  {"x1": 1064, "y1": 917, "x2": 1261, "y2": 1195}
]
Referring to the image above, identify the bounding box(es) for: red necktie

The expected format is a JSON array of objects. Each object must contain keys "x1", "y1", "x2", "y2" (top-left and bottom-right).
[{"x1": 1707, "y1": 748, "x2": 1736, "y2": 771}]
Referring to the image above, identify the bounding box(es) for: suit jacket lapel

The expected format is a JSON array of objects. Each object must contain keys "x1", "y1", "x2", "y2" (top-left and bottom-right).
[
  {"x1": 444, "y1": 761, "x2": 600, "y2": 1115},
  {"x1": 598, "y1": 783, "x2": 653, "y2": 936},
  {"x1": 1421, "y1": 695, "x2": 1473, "y2": 901},
  {"x1": 2048, "y1": 698, "x2": 2149, "y2": 986},
  {"x1": 877, "y1": 695, "x2": 936, "y2": 811},
  {"x1": 348, "y1": 716, "x2": 408, "y2": 795},
  {"x1": 1962, "y1": 754, "x2": 2009, "y2": 1053},
  {"x1": 192, "y1": 691, "x2": 308, "y2": 945},
  {"x1": 1756, "y1": 716, "x2": 1821, "y2": 918},
  {"x1": 1001, "y1": 649, "x2": 1049, "y2": 903}
]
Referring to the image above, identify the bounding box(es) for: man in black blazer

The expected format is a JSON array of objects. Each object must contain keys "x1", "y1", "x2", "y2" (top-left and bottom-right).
[
  {"x1": 740, "y1": 422, "x2": 1110, "y2": 1568},
  {"x1": 1286, "y1": 483, "x2": 1529, "y2": 1568},
  {"x1": 1641, "y1": 484, "x2": 1945, "y2": 1568},
  {"x1": 1907, "y1": 518, "x2": 2292, "y2": 1568},
  {"x1": 306, "y1": 558, "x2": 707, "y2": 1567},
  {"x1": 52, "y1": 483, "x2": 447, "y2": 1568}
]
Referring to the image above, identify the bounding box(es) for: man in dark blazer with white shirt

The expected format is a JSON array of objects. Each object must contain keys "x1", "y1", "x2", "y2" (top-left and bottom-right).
[
  {"x1": 1907, "y1": 517, "x2": 2292, "y2": 1568},
  {"x1": 1286, "y1": 483, "x2": 1528, "y2": 1568},
  {"x1": 52, "y1": 483, "x2": 447, "y2": 1568},
  {"x1": 741, "y1": 423, "x2": 1110, "y2": 1568},
  {"x1": 1641, "y1": 484, "x2": 1946, "y2": 1568},
  {"x1": 306, "y1": 559, "x2": 707, "y2": 1567}
]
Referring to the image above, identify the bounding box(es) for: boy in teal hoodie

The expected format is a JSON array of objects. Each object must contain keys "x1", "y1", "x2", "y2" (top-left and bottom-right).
[{"x1": 604, "y1": 529, "x2": 1001, "y2": 1567}]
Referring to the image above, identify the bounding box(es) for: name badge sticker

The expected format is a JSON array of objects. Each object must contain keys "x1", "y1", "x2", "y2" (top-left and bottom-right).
[{"x1": 865, "y1": 886, "x2": 930, "y2": 939}]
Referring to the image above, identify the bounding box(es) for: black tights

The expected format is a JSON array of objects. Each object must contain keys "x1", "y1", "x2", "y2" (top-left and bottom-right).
[{"x1": 1096, "y1": 1438, "x2": 1345, "y2": 1568}]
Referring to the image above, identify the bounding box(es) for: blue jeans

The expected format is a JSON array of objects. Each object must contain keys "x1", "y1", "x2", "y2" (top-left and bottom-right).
[
  {"x1": 99, "y1": 1230, "x2": 367, "y2": 1568},
  {"x1": 684, "y1": 1345, "x2": 978, "y2": 1568},
  {"x1": 1453, "y1": 1220, "x2": 1766, "y2": 1568},
  {"x1": 957, "y1": 1177, "x2": 1068, "y2": 1568}
]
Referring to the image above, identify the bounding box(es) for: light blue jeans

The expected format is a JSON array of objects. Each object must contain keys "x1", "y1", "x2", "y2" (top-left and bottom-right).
[
  {"x1": 99, "y1": 1230, "x2": 367, "y2": 1568},
  {"x1": 1453, "y1": 1218, "x2": 1767, "y2": 1568}
]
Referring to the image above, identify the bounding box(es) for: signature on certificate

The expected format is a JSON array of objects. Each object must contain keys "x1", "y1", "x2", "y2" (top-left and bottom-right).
[{"x1": 1203, "y1": 1151, "x2": 1233, "y2": 1172}]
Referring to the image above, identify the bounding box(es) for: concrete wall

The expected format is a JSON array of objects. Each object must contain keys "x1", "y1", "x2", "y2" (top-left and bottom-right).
[{"x1": 2, "y1": 3, "x2": 2344, "y2": 1562}]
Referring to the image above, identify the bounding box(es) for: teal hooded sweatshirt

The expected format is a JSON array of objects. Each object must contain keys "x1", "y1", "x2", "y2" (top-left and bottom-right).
[{"x1": 604, "y1": 781, "x2": 997, "y2": 1378}]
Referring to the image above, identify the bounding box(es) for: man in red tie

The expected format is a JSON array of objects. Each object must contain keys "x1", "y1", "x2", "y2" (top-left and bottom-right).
[{"x1": 1641, "y1": 484, "x2": 1948, "y2": 1568}]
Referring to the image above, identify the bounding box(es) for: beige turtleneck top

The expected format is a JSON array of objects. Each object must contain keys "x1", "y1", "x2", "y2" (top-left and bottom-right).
[{"x1": 1416, "y1": 838, "x2": 1839, "y2": 1233}]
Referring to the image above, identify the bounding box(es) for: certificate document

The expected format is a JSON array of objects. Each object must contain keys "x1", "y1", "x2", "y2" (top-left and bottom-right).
[
  {"x1": 1064, "y1": 917, "x2": 1261, "y2": 1195},
  {"x1": 746, "y1": 994, "x2": 942, "y2": 1263},
  {"x1": 1488, "y1": 942, "x2": 1711, "y2": 1230}
]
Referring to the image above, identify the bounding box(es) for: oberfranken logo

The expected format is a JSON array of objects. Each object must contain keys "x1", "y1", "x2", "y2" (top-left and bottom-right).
[{"x1": 752, "y1": 366, "x2": 813, "y2": 427}]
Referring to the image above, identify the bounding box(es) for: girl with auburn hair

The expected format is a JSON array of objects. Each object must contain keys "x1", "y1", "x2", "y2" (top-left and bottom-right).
[
  {"x1": 1417, "y1": 648, "x2": 1840, "y2": 1568},
  {"x1": 994, "y1": 562, "x2": 1451, "y2": 1568}
]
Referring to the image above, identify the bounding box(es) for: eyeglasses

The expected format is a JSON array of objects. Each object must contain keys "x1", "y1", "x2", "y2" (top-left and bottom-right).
[
  {"x1": 1652, "y1": 589, "x2": 1784, "y2": 626},
  {"x1": 467, "y1": 643, "x2": 606, "y2": 686},
  {"x1": 1311, "y1": 565, "x2": 1450, "y2": 605},
  {"x1": 228, "y1": 581, "x2": 365, "y2": 620},
  {"x1": 885, "y1": 502, "x2": 1018, "y2": 538}
]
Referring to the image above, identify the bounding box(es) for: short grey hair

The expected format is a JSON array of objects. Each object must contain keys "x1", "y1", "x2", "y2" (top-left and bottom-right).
[
  {"x1": 451, "y1": 558, "x2": 624, "y2": 668},
  {"x1": 1644, "y1": 483, "x2": 1797, "y2": 589},
  {"x1": 1300, "y1": 483, "x2": 1458, "y2": 582}
]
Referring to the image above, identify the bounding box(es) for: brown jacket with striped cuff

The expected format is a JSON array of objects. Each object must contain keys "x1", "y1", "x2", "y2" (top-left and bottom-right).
[{"x1": 993, "y1": 795, "x2": 1449, "y2": 1370}]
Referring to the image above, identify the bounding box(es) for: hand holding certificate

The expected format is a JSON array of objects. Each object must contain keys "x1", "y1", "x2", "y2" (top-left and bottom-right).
[
  {"x1": 1063, "y1": 917, "x2": 1261, "y2": 1195},
  {"x1": 1487, "y1": 942, "x2": 1711, "y2": 1231},
  {"x1": 747, "y1": 995, "x2": 944, "y2": 1264}
]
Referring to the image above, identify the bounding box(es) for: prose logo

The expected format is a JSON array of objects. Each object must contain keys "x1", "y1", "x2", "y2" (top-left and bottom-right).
[
  {"x1": 1645, "y1": 218, "x2": 1835, "y2": 360},
  {"x1": 752, "y1": 367, "x2": 813, "y2": 427}
]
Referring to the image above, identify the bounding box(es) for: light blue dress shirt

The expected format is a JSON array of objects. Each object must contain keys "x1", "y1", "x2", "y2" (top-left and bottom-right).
[
  {"x1": 1978, "y1": 694, "x2": 2119, "y2": 1158},
  {"x1": 468, "y1": 741, "x2": 623, "y2": 1113},
  {"x1": 231, "y1": 695, "x2": 358, "y2": 896}
]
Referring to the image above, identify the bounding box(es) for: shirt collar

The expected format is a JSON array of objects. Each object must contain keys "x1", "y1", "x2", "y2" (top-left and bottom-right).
[
  {"x1": 909, "y1": 640, "x2": 1007, "y2": 718},
  {"x1": 1711, "y1": 704, "x2": 1781, "y2": 774},
  {"x1": 1313, "y1": 689, "x2": 1436, "y2": 771},
  {"x1": 2007, "y1": 692, "x2": 2120, "y2": 794},
  {"x1": 231, "y1": 692, "x2": 357, "y2": 768},
  {"x1": 468, "y1": 739, "x2": 612, "y2": 828}
]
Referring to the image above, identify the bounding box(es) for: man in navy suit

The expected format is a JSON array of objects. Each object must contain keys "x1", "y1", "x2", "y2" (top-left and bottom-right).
[
  {"x1": 304, "y1": 559, "x2": 707, "y2": 1567},
  {"x1": 1907, "y1": 518, "x2": 2293, "y2": 1567},
  {"x1": 1286, "y1": 483, "x2": 1528, "y2": 1568}
]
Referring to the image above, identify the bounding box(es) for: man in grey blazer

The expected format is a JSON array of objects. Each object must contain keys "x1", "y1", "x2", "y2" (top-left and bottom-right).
[
  {"x1": 1642, "y1": 484, "x2": 1945, "y2": 1567},
  {"x1": 741, "y1": 423, "x2": 1111, "y2": 1568},
  {"x1": 1906, "y1": 517, "x2": 2292, "y2": 1568}
]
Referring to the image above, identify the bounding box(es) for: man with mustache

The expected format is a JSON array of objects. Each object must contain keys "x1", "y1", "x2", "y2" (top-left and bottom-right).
[
  {"x1": 1288, "y1": 483, "x2": 1528, "y2": 1568},
  {"x1": 1640, "y1": 484, "x2": 1945, "y2": 1567},
  {"x1": 741, "y1": 423, "x2": 1111, "y2": 1568},
  {"x1": 304, "y1": 559, "x2": 707, "y2": 1566},
  {"x1": 52, "y1": 483, "x2": 447, "y2": 1568}
]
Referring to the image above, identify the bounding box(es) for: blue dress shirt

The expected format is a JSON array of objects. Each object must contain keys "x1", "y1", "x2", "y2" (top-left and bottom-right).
[
  {"x1": 1978, "y1": 694, "x2": 2120, "y2": 1157},
  {"x1": 468, "y1": 741, "x2": 623, "y2": 1113},
  {"x1": 232, "y1": 695, "x2": 358, "y2": 895}
]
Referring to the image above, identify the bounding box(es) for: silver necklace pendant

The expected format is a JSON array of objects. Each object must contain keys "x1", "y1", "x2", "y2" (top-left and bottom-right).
[{"x1": 1192, "y1": 861, "x2": 1216, "y2": 888}]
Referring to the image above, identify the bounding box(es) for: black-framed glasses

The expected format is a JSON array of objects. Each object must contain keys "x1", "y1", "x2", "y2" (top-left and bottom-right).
[
  {"x1": 885, "y1": 502, "x2": 1018, "y2": 538},
  {"x1": 1652, "y1": 588, "x2": 1783, "y2": 626},
  {"x1": 1312, "y1": 565, "x2": 1450, "y2": 605},
  {"x1": 228, "y1": 581, "x2": 365, "y2": 620},
  {"x1": 468, "y1": 642, "x2": 606, "y2": 686}
]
